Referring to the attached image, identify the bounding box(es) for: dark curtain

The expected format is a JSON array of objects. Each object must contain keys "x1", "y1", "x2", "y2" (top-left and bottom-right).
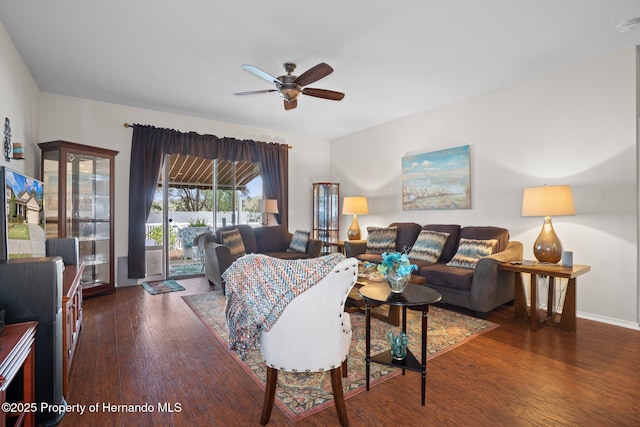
[
  {"x1": 127, "y1": 125, "x2": 288, "y2": 278},
  {"x1": 258, "y1": 142, "x2": 289, "y2": 228}
]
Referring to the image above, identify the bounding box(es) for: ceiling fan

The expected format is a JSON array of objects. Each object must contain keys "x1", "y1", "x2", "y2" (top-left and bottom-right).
[{"x1": 234, "y1": 62, "x2": 345, "y2": 110}]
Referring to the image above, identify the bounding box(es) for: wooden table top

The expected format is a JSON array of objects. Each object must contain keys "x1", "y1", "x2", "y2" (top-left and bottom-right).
[{"x1": 498, "y1": 261, "x2": 591, "y2": 279}]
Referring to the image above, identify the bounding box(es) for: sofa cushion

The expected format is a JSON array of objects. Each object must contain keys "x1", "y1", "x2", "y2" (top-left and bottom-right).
[
  {"x1": 422, "y1": 224, "x2": 461, "y2": 262},
  {"x1": 446, "y1": 238, "x2": 498, "y2": 269},
  {"x1": 389, "y1": 222, "x2": 422, "y2": 252},
  {"x1": 254, "y1": 225, "x2": 290, "y2": 253},
  {"x1": 366, "y1": 226, "x2": 397, "y2": 254},
  {"x1": 215, "y1": 224, "x2": 258, "y2": 254},
  {"x1": 420, "y1": 263, "x2": 475, "y2": 291},
  {"x1": 287, "y1": 230, "x2": 310, "y2": 253},
  {"x1": 459, "y1": 226, "x2": 509, "y2": 253},
  {"x1": 220, "y1": 229, "x2": 247, "y2": 259},
  {"x1": 408, "y1": 230, "x2": 450, "y2": 262}
]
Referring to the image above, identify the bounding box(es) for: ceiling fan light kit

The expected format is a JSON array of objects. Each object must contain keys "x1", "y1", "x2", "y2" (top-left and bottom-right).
[{"x1": 234, "y1": 62, "x2": 345, "y2": 110}]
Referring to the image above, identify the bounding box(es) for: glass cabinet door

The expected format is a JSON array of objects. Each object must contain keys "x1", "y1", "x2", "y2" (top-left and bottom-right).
[
  {"x1": 40, "y1": 140, "x2": 118, "y2": 297},
  {"x1": 312, "y1": 182, "x2": 340, "y2": 254},
  {"x1": 66, "y1": 152, "x2": 112, "y2": 288}
]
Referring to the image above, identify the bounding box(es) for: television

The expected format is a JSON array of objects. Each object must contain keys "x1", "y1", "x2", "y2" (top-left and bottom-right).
[{"x1": 0, "y1": 166, "x2": 46, "y2": 260}]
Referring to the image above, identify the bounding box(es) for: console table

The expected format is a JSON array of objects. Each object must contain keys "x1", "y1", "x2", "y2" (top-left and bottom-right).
[
  {"x1": 499, "y1": 262, "x2": 591, "y2": 333},
  {"x1": 0, "y1": 321, "x2": 37, "y2": 427},
  {"x1": 360, "y1": 283, "x2": 441, "y2": 405}
]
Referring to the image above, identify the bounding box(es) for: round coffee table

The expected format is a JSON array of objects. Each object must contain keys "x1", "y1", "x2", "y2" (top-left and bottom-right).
[{"x1": 359, "y1": 282, "x2": 442, "y2": 406}]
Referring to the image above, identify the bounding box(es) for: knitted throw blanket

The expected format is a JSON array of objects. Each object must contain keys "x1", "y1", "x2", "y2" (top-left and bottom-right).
[{"x1": 223, "y1": 252, "x2": 345, "y2": 359}]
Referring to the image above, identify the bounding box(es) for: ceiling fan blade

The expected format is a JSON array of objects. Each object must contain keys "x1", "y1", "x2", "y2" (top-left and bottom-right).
[
  {"x1": 284, "y1": 99, "x2": 297, "y2": 110},
  {"x1": 241, "y1": 64, "x2": 281, "y2": 85},
  {"x1": 294, "y1": 63, "x2": 333, "y2": 86},
  {"x1": 234, "y1": 89, "x2": 277, "y2": 96},
  {"x1": 302, "y1": 87, "x2": 345, "y2": 101}
]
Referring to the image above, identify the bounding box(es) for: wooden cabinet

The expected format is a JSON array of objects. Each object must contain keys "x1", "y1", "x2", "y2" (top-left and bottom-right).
[
  {"x1": 62, "y1": 264, "x2": 84, "y2": 398},
  {"x1": 0, "y1": 322, "x2": 37, "y2": 427},
  {"x1": 312, "y1": 183, "x2": 340, "y2": 254},
  {"x1": 39, "y1": 141, "x2": 118, "y2": 297}
]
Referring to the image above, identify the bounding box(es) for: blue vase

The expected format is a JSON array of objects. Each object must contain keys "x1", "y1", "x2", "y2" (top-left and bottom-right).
[{"x1": 387, "y1": 330, "x2": 408, "y2": 360}]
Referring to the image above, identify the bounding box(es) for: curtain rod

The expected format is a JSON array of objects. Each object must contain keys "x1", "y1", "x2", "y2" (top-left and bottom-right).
[{"x1": 123, "y1": 123, "x2": 293, "y2": 149}]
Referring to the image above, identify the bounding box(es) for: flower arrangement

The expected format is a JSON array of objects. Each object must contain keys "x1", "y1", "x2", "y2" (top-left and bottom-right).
[{"x1": 377, "y1": 251, "x2": 417, "y2": 278}]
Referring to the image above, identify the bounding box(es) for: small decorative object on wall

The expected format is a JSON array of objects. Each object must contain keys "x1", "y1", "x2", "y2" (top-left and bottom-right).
[
  {"x1": 4, "y1": 118, "x2": 11, "y2": 162},
  {"x1": 12, "y1": 142, "x2": 24, "y2": 159},
  {"x1": 401, "y1": 145, "x2": 471, "y2": 210}
]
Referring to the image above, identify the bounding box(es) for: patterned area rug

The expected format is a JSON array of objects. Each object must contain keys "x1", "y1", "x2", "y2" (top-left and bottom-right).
[
  {"x1": 182, "y1": 291, "x2": 498, "y2": 422},
  {"x1": 141, "y1": 279, "x2": 185, "y2": 295}
]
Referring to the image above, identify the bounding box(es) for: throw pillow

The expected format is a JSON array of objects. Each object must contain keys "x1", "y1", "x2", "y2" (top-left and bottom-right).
[
  {"x1": 220, "y1": 229, "x2": 246, "y2": 259},
  {"x1": 366, "y1": 226, "x2": 397, "y2": 255},
  {"x1": 287, "y1": 230, "x2": 310, "y2": 253},
  {"x1": 408, "y1": 230, "x2": 450, "y2": 262},
  {"x1": 446, "y1": 238, "x2": 498, "y2": 269}
]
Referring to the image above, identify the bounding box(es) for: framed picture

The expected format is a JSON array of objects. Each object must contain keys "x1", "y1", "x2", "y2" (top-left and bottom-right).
[
  {"x1": 401, "y1": 145, "x2": 471, "y2": 210},
  {"x1": 0, "y1": 167, "x2": 46, "y2": 260}
]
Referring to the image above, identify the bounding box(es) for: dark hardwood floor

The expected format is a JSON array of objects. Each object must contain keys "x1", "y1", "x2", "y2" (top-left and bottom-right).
[{"x1": 60, "y1": 277, "x2": 639, "y2": 426}]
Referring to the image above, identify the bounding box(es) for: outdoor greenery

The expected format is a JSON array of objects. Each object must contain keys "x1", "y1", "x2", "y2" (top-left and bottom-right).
[
  {"x1": 151, "y1": 187, "x2": 262, "y2": 220},
  {"x1": 7, "y1": 224, "x2": 30, "y2": 240},
  {"x1": 188, "y1": 218, "x2": 208, "y2": 227},
  {"x1": 148, "y1": 225, "x2": 177, "y2": 248}
]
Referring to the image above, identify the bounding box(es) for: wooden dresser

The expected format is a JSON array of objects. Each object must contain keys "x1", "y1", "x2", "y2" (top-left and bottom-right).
[{"x1": 62, "y1": 264, "x2": 84, "y2": 398}]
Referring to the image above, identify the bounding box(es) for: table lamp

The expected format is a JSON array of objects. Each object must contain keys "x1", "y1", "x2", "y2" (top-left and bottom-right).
[
  {"x1": 264, "y1": 199, "x2": 279, "y2": 226},
  {"x1": 521, "y1": 185, "x2": 575, "y2": 263},
  {"x1": 342, "y1": 196, "x2": 368, "y2": 240}
]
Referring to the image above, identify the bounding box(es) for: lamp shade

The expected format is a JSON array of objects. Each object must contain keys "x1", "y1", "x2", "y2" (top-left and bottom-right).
[
  {"x1": 342, "y1": 197, "x2": 368, "y2": 215},
  {"x1": 264, "y1": 199, "x2": 279, "y2": 214},
  {"x1": 521, "y1": 185, "x2": 575, "y2": 217}
]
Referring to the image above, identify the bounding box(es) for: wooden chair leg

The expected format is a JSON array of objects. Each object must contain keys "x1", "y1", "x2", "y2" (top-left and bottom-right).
[
  {"x1": 260, "y1": 366, "x2": 278, "y2": 425},
  {"x1": 342, "y1": 357, "x2": 348, "y2": 378},
  {"x1": 330, "y1": 366, "x2": 349, "y2": 427}
]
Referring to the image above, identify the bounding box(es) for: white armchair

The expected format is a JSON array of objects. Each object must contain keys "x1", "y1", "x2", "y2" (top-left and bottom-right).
[{"x1": 259, "y1": 257, "x2": 358, "y2": 426}]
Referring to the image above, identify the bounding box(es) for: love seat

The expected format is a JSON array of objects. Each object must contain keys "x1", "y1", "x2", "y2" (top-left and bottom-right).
[
  {"x1": 344, "y1": 222, "x2": 523, "y2": 318},
  {"x1": 197, "y1": 224, "x2": 322, "y2": 292}
]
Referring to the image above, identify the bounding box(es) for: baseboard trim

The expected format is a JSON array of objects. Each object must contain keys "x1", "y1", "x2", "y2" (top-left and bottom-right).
[{"x1": 577, "y1": 311, "x2": 640, "y2": 331}]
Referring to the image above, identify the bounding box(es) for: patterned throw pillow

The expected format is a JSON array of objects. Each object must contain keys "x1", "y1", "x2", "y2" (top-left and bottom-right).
[
  {"x1": 366, "y1": 226, "x2": 397, "y2": 255},
  {"x1": 220, "y1": 229, "x2": 246, "y2": 259},
  {"x1": 408, "y1": 230, "x2": 450, "y2": 262},
  {"x1": 446, "y1": 238, "x2": 498, "y2": 269},
  {"x1": 287, "y1": 230, "x2": 310, "y2": 253}
]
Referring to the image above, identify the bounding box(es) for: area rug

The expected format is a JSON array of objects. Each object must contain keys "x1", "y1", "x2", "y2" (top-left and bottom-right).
[
  {"x1": 141, "y1": 279, "x2": 185, "y2": 295},
  {"x1": 182, "y1": 290, "x2": 498, "y2": 422}
]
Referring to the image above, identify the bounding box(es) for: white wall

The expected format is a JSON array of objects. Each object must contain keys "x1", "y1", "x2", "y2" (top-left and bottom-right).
[
  {"x1": 36, "y1": 94, "x2": 331, "y2": 285},
  {"x1": 331, "y1": 48, "x2": 639, "y2": 329},
  {"x1": 0, "y1": 22, "x2": 39, "y2": 177}
]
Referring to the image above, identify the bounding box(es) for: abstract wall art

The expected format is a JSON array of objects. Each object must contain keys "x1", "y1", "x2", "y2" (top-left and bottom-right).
[{"x1": 401, "y1": 145, "x2": 471, "y2": 210}]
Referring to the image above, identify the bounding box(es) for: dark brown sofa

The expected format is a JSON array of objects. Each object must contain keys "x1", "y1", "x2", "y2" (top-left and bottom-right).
[
  {"x1": 344, "y1": 222, "x2": 523, "y2": 318},
  {"x1": 196, "y1": 224, "x2": 322, "y2": 292}
]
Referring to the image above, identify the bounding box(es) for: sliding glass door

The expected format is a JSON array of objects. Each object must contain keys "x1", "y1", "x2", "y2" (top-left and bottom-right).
[{"x1": 144, "y1": 154, "x2": 263, "y2": 279}]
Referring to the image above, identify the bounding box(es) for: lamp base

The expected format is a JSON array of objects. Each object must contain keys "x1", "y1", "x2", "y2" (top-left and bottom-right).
[
  {"x1": 533, "y1": 216, "x2": 562, "y2": 263},
  {"x1": 347, "y1": 215, "x2": 361, "y2": 240},
  {"x1": 263, "y1": 213, "x2": 279, "y2": 227}
]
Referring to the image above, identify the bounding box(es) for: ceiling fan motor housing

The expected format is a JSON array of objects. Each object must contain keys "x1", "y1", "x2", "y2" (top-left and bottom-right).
[{"x1": 277, "y1": 76, "x2": 301, "y2": 101}]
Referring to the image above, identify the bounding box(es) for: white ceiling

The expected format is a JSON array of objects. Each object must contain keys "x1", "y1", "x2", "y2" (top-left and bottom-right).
[{"x1": 1, "y1": 1, "x2": 639, "y2": 140}]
